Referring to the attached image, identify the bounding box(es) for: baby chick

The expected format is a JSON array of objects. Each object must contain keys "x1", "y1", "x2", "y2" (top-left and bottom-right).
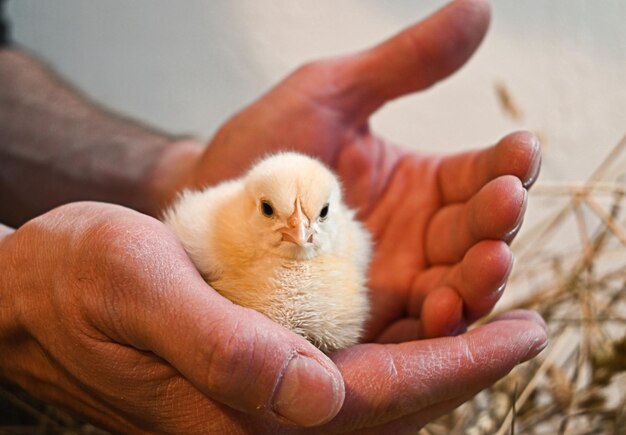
[{"x1": 163, "y1": 152, "x2": 371, "y2": 352}]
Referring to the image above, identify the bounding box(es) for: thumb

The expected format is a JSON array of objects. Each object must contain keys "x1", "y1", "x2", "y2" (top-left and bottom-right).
[
  {"x1": 114, "y1": 249, "x2": 345, "y2": 427},
  {"x1": 324, "y1": 310, "x2": 547, "y2": 430},
  {"x1": 328, "y1": 0, "x2": 491, "y2": 122}
]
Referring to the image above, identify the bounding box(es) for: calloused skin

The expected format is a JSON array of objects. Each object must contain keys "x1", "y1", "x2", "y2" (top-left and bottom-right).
[{"x1": 0, "y1": 0, "x2": 547, "y2": 433}]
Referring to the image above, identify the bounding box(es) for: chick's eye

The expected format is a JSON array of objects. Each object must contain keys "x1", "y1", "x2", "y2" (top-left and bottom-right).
[
  {"x1": 261, "y1": 201, "x2": 274, "y2": 217},
  {"x1": 319, "y1": 204, "x2": 329, "y2": 220}
]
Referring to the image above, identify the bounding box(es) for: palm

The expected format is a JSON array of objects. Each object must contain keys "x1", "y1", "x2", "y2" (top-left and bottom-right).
[
  {"x1": 154, "y1": 2, "x2": 547, "y2": 431},
  {"x1": 339, "y1": 131, "x2": 533, "y2": 342},
  {"x1": 194, "y1": 72, "x2": 537, "y2": 344},
  {"x1": 191, "y1": 0, "x2": 539, "y2": 344},
  {"x1": 338, "y1": 135, "x2": 450, "y2": 340}
]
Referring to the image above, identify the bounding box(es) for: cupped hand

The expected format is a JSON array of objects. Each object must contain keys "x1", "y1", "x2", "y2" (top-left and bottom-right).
[
  {"x1": 0, "y1": 1, "x2": 548, "y2": 433},
  {"x1": 174, "y1": 0, "x2": 541, "y2": 341},
  {"x1": 0, "y1": 202, "x2": 343, "y2": 432},
  {"x1": 0, "y1": 202, "x2": 546, "y2": 434}
]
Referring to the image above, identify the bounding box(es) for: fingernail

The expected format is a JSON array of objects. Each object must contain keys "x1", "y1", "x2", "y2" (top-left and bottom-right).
[
  {"x1": 527, "y1": 332, "x2": 548, "y2": 359},
  {"x1": 523, "y1": 137, "x2": 541, "y2": 188},
  {"x1": 273, "y1": 356, "x2": 343, "y2": 427},
  {"x1": 496, "y1": 309, "x2": 548, "y2": 333},
  {"x1": 504, "y1": 189, "x2": 527, "y2": 242},
  {"x1": 493, "y1": 282, "x2": 507, "y2": 300},
  {"x1": 514, "y1": 324, "x2": 549, "y2": 363},
  {"x1": 492, "y1": 255, "x2": 514, "y2": 300}
]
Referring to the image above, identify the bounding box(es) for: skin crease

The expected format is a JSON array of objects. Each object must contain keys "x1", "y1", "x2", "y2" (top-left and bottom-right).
[
  {"x1": 0, "y1": 0, "x2": 548, "y2": 433},
  {"x1": 172, "y1": 0, "x2": 541, "y2": 342}
]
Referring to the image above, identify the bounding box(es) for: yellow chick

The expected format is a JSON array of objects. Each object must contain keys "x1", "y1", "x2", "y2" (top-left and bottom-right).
[{"x1": 163, "y1": 152, "x2": 371, "y2": 352}]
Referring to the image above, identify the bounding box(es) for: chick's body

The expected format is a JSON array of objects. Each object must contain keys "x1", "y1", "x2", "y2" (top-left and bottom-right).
[{"x1": 164, "y1": 152, "x2": 371, "y2": 352}]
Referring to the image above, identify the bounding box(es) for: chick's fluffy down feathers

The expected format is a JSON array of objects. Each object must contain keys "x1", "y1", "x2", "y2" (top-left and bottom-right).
[{"x1": 163, "y1": 152, "x2": 371, "y2": 352}]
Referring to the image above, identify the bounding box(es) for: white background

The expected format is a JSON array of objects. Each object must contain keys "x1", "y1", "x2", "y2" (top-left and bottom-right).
[
  {"x1": 7, "y1": 0, "x2": 626, "y2": 182},
  {"x1": 6, "y1": 0, "x2": 626, "y2": 320}
]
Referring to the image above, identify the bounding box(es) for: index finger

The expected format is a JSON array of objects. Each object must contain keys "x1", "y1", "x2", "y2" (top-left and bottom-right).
[{"x1": 436, "y1": 131, "x2": 541, "y2": 205}]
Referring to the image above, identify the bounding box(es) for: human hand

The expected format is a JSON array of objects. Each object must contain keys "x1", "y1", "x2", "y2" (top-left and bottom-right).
[
  {"x1": 160, "y1": 0, "x2": 541, "y2": 341},
  {"x1": 0, "y1": 203, "x2": 546, "y2": 434},
  {"x1": 118, "y1": 0, "x2": 547, "y2": 431},
  {"x1": 0, "y1": 202, "x2": 345, "y2": 431},
  {"x1": 0, "y1": 1, "x2": 547, "y2": 432}
]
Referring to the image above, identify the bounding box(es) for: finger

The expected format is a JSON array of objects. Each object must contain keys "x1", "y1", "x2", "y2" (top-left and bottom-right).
[
  {"x1": 408, "y1": 265, "x2": 450, "y2": 317},
  {"x1": 410, "y1": 241, "x2": 513, "y2": 331},
  {"x1": 150, "y1": 278, "x2": 344, "y2": 427},
  {"x1": 327, "y1": 313, "x2": 547, "y2": 430},
  {"x1": 437, "y1": 131, "x2": 541, "y2": 204},
  {"x1": 448, "y1": 240, "x2": 513, "y2": 322},
  {"x1": 96, "y1": 223, "x2": 345, "y2": 428},
  {"x1": 426, "y1": 175, "x2": 526, "y2": 265},
  {"x1": 353, "y1": 393, "x2": 475, "y2": 435},
  {"x1": 329, "y1": 0, "x2": 491, "y2": 121},
  {"x1": 420, "y1": 286, "x2": 464, "y2": 338},
  {"x1": 376, "y1": 289, "x2": 465, "y2": 343},
  {"x1": 375, "y1": 318, "x2": 423, "y2": 344},
  {"x1": 492, "y1": 308, "x2": 547, "y2": 331}
]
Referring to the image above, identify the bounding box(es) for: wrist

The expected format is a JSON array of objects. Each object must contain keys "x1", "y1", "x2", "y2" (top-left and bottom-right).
[{"x1": 143, "y1": 139, "x2": 205, "y2": 217}]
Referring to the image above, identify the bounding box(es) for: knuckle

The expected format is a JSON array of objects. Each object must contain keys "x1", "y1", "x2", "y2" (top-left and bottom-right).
[
  {"x1": 198, "y1": 311, "x2": 290, "y2": 411},
  {"x1": 294, "y1": 59, "x2": 335, "y2": 78},
  {"x1": 290, "y1": 58, "x2": 349, "y2": 99}
]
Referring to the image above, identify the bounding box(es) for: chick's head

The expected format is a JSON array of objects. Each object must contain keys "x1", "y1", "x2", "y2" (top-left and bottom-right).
[{"x1": 243, "y1": 152, "x2": 343, "y2": 260}]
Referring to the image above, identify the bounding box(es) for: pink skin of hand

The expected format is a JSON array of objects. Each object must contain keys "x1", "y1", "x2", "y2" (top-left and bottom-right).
[
  {"x1": 170, "y1": 0, "x2": 542, "y2": 343},
  {"x1": 145, "y1": 0, "x2": 547, "y2": 430},
  {"x1": 1, "y1": 1, "x2": 547, "y2": 433}
]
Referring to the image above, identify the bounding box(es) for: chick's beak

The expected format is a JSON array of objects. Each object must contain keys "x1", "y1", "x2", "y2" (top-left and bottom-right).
[{"x1": 281, "y1": 198, "x2": 313, "y2": 246}]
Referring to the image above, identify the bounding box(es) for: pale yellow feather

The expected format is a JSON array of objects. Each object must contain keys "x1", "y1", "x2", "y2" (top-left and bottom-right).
[{"x1": 163, "y1": 152, "x2": 371, "y2": 352}]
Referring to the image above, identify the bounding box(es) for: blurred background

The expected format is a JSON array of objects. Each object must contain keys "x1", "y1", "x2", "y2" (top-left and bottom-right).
[
  {"x1": 4, "y1": 1, "x2": 626, "y2": 433},
  {"x1": 6, "y1": 0, "x2": 626, "y2": 182}
]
